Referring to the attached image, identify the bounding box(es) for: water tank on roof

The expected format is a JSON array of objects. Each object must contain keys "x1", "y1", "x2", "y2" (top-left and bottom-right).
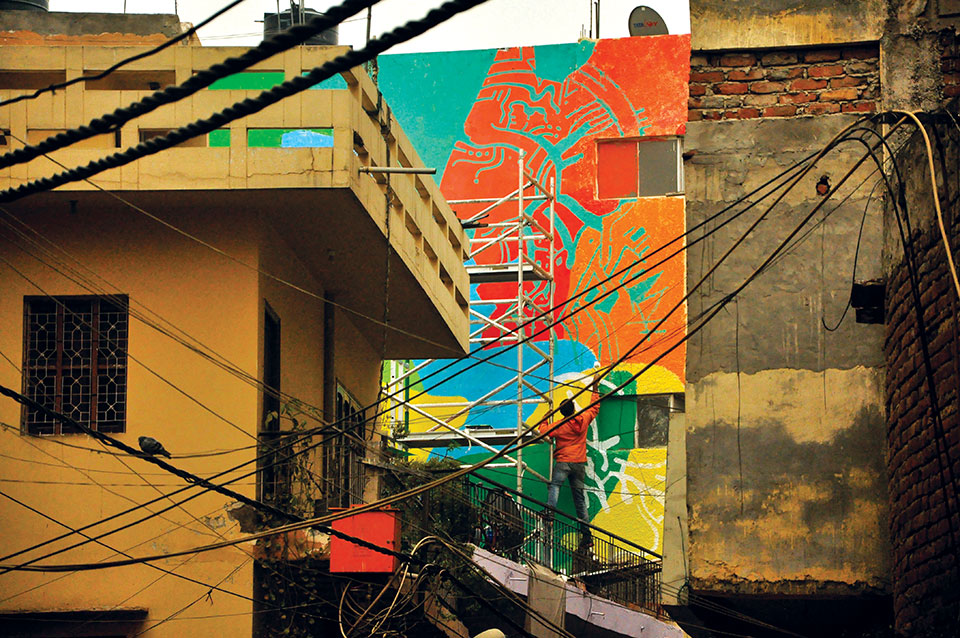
[
  {"x1": 263, "y1": 6, "x2": 338, "y2": 45},
  {"x1": 0, "y1": 0, "x2": 49, "y2": 10}
]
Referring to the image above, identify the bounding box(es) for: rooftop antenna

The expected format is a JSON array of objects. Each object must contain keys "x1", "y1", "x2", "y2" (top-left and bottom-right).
[{"x1": 595, "y1": 0, "x2": 600, "y2": 38}]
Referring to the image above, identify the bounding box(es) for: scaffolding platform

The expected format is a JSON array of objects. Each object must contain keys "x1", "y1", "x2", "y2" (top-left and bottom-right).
[
  {"x1": 383, "y1": 149, "x2": 557, "y2": 489},
  {"x1": 467, "y1": 263, "x2": 547, "y2": 283},
  {"x1": 398, "y1": 426, "x2": 541, "y2": 449}
]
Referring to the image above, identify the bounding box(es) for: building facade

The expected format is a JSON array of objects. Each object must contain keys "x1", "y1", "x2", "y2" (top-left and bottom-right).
[
  {"x1": 375, "y1": 34, "x2": 690, "y2": 555},
  {"x1": 0, "y1": 40, "x2": 468, "y2": 638},
  {"x1": 670, "y1": 1, "x2": 960, "y2": 636}
]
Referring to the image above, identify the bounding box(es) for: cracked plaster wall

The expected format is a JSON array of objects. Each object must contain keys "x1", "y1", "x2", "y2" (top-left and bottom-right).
[
  {"x1": 691, "y1": 0, "x2": 886, "y2": 51},
  {"x1": 682, "y1": 115, "x2": 891, "y2": 596}
]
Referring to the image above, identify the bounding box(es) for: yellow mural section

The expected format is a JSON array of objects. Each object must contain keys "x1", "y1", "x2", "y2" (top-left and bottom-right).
[
  {"x1": 589, "y1": 448, "x2": 667, "y2": 553},
  {"x1": 400, "y1": 387, "x2": 470, "y2": 462}
]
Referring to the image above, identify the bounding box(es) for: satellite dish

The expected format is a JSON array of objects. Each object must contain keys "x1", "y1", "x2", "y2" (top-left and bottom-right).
[{"x1": 628, "y1": 6, "x2": 669, "y2": 36}]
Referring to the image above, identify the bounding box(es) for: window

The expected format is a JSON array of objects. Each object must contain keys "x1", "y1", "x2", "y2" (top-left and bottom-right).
[
  {"x1": 634, "y1": 393, "x2": 684, "y2": 448},
  {"x1": 321, "y1": 385, "x2": 366, "y2": 511},
  {"x1": 259, "y1": 304, "x2": 287, "y2": 505},
  {"x1": 22, "y1": 296, "x2": 128, "y2": 435},
  {"x1": 597, "y1": 137, "x2": 683, "y2": 199}
]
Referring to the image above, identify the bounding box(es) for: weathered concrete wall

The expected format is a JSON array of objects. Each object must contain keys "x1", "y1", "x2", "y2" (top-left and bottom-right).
[
  {"x1": 691, "y1": 0, "x2": 886, "y2": 51},
  {"x1": 884, "y1": 114, "x2": 960, "y2": 637},
  {"x1": 684, "y1": 114, "x2": 890, "y2": 596},
  {"x1": 662, "y1": 412, "x2": 687, "y2": 605},
  {"x1": 0, "y1": 11, "x2": 183, "y2": 44}
]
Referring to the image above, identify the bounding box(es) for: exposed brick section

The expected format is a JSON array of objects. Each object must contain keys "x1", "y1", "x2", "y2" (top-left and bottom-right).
[
  {"x1": 760, "y1": 51, "x2": 798, "y2": 66},
  {"x1": 939, "y1": 31, "x2": 960, "y2": 101},
  {"x1": 689, "y1": 44, "x2": 880, "y2": 121},
  {"x1": 841, "y1": 101, "x2": 877, "y2": 113},
  {"x1": 886, "y1": 133, "x2": 960, "y2": 636},
  {"x1": 807, "y1": 103, "x2": 841, "y2": 115},
  {"x1": 820, "y1": 87, "x2": 860, "y2": 101}
]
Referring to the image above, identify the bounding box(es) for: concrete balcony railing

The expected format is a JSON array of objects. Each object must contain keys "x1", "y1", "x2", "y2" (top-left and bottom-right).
[{"x1": 0, "y1": 45, "x2": 470, "y2": 357}]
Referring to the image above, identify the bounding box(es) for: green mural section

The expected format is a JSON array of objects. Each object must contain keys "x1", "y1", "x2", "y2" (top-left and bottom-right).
[
  {"x1": 208, "y1": 44, "x2": 685, "y2": 554},
  {"x1": 376, "y1": 38, "x2": 691, "y2": 554}
]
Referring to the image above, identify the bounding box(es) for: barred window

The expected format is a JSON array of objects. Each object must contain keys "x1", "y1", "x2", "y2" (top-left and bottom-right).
[
  {"x1": 22, "y1": 296, "x2": 129, "y2": 435},
  {"x1": 321, "y1": 386, "x2": 366, "y2": 511}
]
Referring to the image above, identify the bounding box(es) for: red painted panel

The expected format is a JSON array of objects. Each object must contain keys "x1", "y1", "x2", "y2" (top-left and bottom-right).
[
  {"x1": 597, "y1": 140, "x2": 638, "y2": 199},
  {"x1": 330, "y1": 507, "x2": 400, "y2": 573}
]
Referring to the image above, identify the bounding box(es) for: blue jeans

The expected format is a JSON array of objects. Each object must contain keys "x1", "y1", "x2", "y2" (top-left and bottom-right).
[{"x1": 546, "y1": 461, "x2": 589, "y2": 533}]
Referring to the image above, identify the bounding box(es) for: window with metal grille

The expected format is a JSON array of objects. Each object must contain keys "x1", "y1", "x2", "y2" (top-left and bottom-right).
[
  {"x1": 259, "y1": 303, "x2": 287, "y2": 505},
  {"x1": 321, "y1": 386, "x2": 366, "y2": 511},
  {"x1": 22, "y1": 296, "x2": 128, "y2": 435}
]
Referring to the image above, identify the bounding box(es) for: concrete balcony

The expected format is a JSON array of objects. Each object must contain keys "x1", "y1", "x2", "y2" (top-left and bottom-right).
[{"x1": 0, "y1": 45, "x2": 470, "y2": 358}]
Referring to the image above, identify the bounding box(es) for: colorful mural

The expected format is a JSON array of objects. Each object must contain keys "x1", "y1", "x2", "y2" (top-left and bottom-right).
[{"x1": 378, "y1": 35, "x2": 689, "y2": 553}]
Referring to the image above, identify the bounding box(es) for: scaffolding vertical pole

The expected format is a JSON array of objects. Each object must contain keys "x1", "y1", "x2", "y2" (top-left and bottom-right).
[
  {"x1": 516, "y1": 149, "x2": 525, "y2": 492},
  {"x1": 548, "y1": 176, "x2": 556, "y2": 487}
]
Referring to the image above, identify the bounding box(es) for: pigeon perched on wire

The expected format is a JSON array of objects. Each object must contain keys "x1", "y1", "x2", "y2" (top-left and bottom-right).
[{"x1": 138, "y1": 436, "x2": 172, "y2": 459}]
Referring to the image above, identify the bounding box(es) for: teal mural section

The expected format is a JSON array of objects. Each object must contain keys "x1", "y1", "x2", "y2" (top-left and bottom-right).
[{"x1": 377, "y1": 49, "x2": 496, "y2": 180}]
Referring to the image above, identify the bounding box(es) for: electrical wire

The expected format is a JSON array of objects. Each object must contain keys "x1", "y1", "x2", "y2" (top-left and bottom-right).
[
  {"x1": 1, "y1": 119, "x2": 900, "y2": 638},
  {"x1": 0, "y1": 489, "x2": 260, "y2": 604},
  {"x1": 821, "y1": 177, "x2": 882, "y2": 331},
  {"x1": 0, "y1": 420, "x2": 253, "y2": 458},
  {"x1": 893, "y1": 110, "x2": 960, "y2": 302},
  {"x1": 0, "y1": 111, "x2": 833, "y2": 473},
  {"x1": 129, "y1": 557, "x2": 253, "y2": 638},
  {"x1": 0, "y1": 116, "x2": 888, "y2": 572},
  {"x1": 0, "y1": 0, "x2": 250, "y2": 109},
  {"x1": 0, "y1": 0, "x2": 489, "y2": 203},
  {"x1": 0, "y1": 497, "x2": 247, "y2": 605},
  {"x1": 0, "y1": 418, "x2": 223, "y2": 542}
]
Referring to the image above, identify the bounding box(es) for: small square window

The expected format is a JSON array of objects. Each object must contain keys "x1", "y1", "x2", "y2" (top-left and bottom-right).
[
  {"x1": 22, "y1": 296, "x2": 128, "y2": 435},
  {"x1": 597, "y1": 137, "x2": 683, "y2": 199}
]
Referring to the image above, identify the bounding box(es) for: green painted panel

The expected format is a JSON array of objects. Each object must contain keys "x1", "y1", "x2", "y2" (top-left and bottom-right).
[
  {"x1": 208, "y1": 71, "x2": 348, "y2": 91},
  {"x1": 247, "y1": 128, "x2": 333, "y2": 147},
  {"x1": 208, "y1": 129, "x2": 230, "y2": 147}
]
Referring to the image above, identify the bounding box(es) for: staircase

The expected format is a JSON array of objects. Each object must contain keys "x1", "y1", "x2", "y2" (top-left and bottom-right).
[{"x1": 464, "y1": 473, "x2": 663, "y2": 617}]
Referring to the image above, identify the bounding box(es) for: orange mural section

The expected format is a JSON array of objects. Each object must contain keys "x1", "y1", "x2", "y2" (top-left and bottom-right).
[
  {"x1": 439, "y1": 37, "x2": 689, "y2": 382},
  {"x1": 567, "y1": 197, "x2": 686, "y2": 381}
]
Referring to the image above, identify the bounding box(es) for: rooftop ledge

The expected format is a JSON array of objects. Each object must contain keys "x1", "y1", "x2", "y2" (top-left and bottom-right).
[{"x1": 0, "y1": 45, "x2": 470, "y2": 358}]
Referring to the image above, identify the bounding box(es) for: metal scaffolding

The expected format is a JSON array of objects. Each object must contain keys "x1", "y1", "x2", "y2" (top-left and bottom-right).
[{"x1": 383, "y1": 150, "x2": 557, "y2": 489}]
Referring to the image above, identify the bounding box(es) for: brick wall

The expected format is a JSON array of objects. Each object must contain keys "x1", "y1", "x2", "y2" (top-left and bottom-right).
[
  {"x1": 689, "y1": 45, "x2": 879, "y2": 121},
  {"x1": 942, "y1": 32, "x2": 960, "y2": 98},
  {"x1": 885, "y1": 183, "x2": 960, "y2": 635}
]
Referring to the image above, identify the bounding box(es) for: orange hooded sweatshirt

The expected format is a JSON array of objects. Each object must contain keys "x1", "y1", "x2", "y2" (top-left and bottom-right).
[{"x1": 539, "y1": 391, "x2": 600, "y2": 463}]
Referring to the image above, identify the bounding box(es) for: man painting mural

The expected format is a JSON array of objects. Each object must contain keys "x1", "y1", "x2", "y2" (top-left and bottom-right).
[{"x1": 540, "y1": 370, "x2": 603, "y2": 548}]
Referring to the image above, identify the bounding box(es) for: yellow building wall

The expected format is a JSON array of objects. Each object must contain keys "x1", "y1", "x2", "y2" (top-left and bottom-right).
[{"x1": 0, "y1": 204, "x2": 264, "y2": 637}]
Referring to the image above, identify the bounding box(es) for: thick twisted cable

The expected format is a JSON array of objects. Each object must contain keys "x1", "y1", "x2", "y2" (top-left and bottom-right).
[
  {"x1": 0, "y1": 0, "x2": 487, "y2": 203},
  {"x1": 0, "y1": 383, "x2": 415, "y2": 569},
  {"x1": 0, "y1": 0, "x2": 248, "y2": 110},
  {"x1": 0, "y1": 0, "x2": 381, "y2": 171}
]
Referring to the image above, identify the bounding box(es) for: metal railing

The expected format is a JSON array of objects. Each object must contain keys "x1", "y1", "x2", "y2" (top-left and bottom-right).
[{"x1": 461, "y1": 473, "x2": 663, "y2": 617}]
